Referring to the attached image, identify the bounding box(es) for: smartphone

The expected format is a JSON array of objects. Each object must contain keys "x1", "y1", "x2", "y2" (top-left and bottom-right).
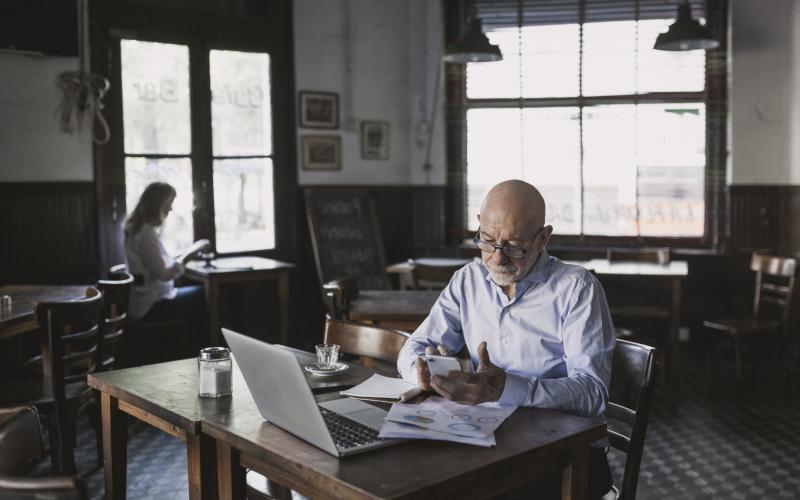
[{"x1": 425, "y1": 355, "x2": 464, "y2": 378}]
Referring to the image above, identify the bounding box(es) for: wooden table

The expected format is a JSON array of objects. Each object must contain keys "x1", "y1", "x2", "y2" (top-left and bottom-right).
[
  {"x1": 571, "y1": 259, "x2": 689, "y2": 381},
  {"x1": 349, "y1": 290, "x2": 440, "y2": 331},
  {"x1": 185, "y1": 257, "x2": 295, "y2": 347},
  {"x1": 87, "y1": 347, "x2": 374, "y2": 500},
  {"x1": 0, "y1": 285, "x2": 88, "y2": 340},
  {"x1": 386, "y1": 257, "x2": 472, "y2": 289},
  {"x1": 205, "y1": 395, "x2": 606, "y2": 500}
]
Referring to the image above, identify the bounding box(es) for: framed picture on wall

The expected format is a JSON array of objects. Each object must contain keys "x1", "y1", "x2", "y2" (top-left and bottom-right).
[
  {"x1": 360, "y1": 121, "x2": 390, "y2": 160},
  {"x1": 301, "y1": 135, "x2": 341, "y2": 170},
  {"x1": 298, "y1": 91, "x2": 339, "y2": 129}
]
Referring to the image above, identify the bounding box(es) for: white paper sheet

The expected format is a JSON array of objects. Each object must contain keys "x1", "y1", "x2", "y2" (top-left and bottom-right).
[
  {"x1": 385, "y1": 396, "x2": 516, "y2": 438},
  {"x1": 378, "y1": 420, "x2": 496, "y2": 447}
]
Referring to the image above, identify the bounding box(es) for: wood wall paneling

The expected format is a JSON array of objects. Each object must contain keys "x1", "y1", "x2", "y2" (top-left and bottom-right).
[{"x1": 0, "y1": 182, "x2": 98, "y2": 284}]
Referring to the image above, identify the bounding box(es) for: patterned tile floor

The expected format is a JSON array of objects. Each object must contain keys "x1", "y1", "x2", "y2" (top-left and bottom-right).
[{"x1": 31, "y1": 348, "x2": 800, "y2": 499}]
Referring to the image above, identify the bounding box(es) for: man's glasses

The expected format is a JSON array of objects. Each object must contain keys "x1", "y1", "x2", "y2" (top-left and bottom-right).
[{"x1": 472, "y1": 227, "x2": 544, "y2": 259}]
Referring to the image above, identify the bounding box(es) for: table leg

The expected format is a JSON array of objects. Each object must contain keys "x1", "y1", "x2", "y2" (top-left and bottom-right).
[
  {"x1": 561, "y1": 445, "x2": 588, "y2": 500},
  {"x1": 205, "y1": 279, "x2": 220, "y2": 347},
  {"x1": 277, "y1": 271, "x2": 290, "y2": 346},
  {"x1": 216, "y1": 441, "x2": 245, "y2": 500},
  {"x1": 670, "y1": 277, "x2": 682, "y2": 384},
  {"x1": 186, "y1": 433, "x2": 218, "y2": 500},
  {"x1": 101, "y1": 392, "x2": 128, "y2": 500}
]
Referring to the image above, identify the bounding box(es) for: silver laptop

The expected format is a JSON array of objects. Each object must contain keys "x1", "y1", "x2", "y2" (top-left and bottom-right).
[{"x1": 222, "y1": 328, "x2": 401, "y2": 457}]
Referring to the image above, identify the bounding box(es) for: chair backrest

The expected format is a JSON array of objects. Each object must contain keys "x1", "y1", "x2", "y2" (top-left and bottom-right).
[
  {"x1": 607, "y1": 339, "x2": 656, "y2": 500},
  {"x1": 36, "y1": 287, "x2": 103, "y2": 408},
  {"x1": 323, "y1": 319, "x2": 410, "y2": 368},
  {"x1": 322, "y1": 276, "x2": 360, "y2": 320},
  {"x1": 110, "y1": 263, "x2": 143, "y2": 286},
  {"x1": 607, "y1": 247, "x2": 670, "y2": 265},
  {"x1": 751, "y1": 253, "x2": 796, "y2": 327},
  {"x1": 96, "y1": 271, "x2": 135, "y2": 371},
  {"x1": 410, "y1": 264, "x2": 460, "y2": 290}
]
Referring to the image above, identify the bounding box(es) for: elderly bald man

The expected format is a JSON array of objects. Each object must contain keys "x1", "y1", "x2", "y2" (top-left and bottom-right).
[{"x1": 397, "y1": 179, "x2": 616, "y2": 499}]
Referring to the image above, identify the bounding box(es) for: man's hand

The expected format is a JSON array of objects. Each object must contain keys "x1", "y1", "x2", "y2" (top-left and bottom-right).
[
  {"x1": 430, "y1": 341, "x2": 506, "y2": 405},
  {"x1": 415, "y1": 344, "x2": 452, "y2": 391}
]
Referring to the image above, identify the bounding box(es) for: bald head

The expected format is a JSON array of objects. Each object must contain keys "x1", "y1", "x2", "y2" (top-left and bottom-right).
[{"x1": 479, "y1": 180, "x2": 546, "y2": 230}]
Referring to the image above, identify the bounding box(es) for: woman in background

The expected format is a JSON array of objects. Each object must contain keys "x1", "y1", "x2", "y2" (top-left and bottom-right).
[{"x1": 124, "y1": 181, "x2": 208, "y2": 322}]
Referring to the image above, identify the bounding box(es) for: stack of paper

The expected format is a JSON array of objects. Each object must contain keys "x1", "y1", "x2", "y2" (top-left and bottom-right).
[
  {"x1": 377, "y1": 396, "x2": 516, "y2": 447},
  {"x1": 339, "y1": 374, "x2": 423, "y2": 403}
]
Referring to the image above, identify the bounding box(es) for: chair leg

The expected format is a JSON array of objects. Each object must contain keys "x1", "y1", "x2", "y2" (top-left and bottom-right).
[
  {"x1": 47, "y1": 415, "x2": 62, "y2": 474},
  {"x1": 705, "y1": 331, "x2": 716, "y2": 392},
  {"x1": 733, "y1": 338, "x2": 744, "y2": 386}
]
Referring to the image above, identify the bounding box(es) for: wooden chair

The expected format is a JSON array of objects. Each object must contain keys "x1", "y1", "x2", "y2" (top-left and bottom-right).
[
  {"x1": 607, "y1": 339, "x2": 657, "y2": 500},
  {"x1": 0, "y1": 287, "x2": 103, "y2": 474},
  {"x1": 110, "y1": 264, "x2": 191, "y2": 365},
  {"x1": 0, "y1": 406, "x2": 86, "y2": 499},
  {"x1": 703, "y1": 253, "x2": 796, "y2": 386},
  {"x1": 410, "y1": 263, "x2": 460, "y2": 290},
  {"x1": 323, "y1": 319, "x2": 411, "y2": 371},
  {"x1": 96, "y1": 269, "x2": 134, "y2": 371},
  {"x1": 322, "y1": 276, "x2": 359, "y2": 320},
  {"x1": 602, "y1": 249, "x2": 672, "y2": 382}
]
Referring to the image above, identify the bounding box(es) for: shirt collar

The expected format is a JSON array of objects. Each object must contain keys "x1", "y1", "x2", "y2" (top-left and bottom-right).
[{"x1": 481, "y1": 249, "x2": 552, "y2": 286}]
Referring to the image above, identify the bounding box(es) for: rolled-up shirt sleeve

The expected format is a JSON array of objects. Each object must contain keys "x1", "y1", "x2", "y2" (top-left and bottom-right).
[
  {"x1": 397, "y1": 276, "x2": 466, "y2": 384},
  {"x1": 138, "y1": 227, "x2": 184, "y2": 282},
  {"x1": 498, "y1": 275, "x2": 615, "y2": 418}
]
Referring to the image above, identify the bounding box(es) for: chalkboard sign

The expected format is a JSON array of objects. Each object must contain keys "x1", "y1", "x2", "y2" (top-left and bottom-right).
[{"x1": 305, "y1": 189, "x2": 389, "y2": 290}]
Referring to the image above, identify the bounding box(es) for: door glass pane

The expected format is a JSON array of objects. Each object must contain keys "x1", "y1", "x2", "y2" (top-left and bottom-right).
[
  {"x1": 637, "y1": 103, "x2": 706, "y2": 237},
  {"x1": 521, "y1": 107, "x2": 581, "y2": 235},
  {"x1": 125, "y1": 157, "x2": 194, "y2": 256},
  {"x1": 466, "y1": 108, "x2": 523, "y2": 230},
  {"x1": 213, "y1": 158, "x2": 275, "y2": 252},
  {"x1": 210, "y1": 50, "x2": 272, "y2": 156},
  {"x1": 121, "y1": 40, "x2": 191, "y2": 155},
  {"x1": 582, "y1": 105, "x2": 638, "y2": 236}
]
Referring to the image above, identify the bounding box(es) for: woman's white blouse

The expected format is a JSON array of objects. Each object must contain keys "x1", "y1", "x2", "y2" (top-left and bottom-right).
[{"x1": 124, "y1": 224, "x2": 184, "y2": 319}]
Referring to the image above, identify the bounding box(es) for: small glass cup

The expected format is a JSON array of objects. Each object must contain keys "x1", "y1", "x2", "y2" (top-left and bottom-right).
[{"x1": 315, "y1": 343, "x2": 340, "y2": 370}]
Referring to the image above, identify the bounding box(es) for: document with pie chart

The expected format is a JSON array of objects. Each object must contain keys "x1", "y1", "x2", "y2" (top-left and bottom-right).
[{"x1": 384, "y1": 396, "x2": 516, "y2": 438}]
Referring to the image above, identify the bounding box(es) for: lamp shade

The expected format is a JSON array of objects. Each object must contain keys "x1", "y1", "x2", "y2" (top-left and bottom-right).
[
  {"x1": 654, "y1": 1, "x2": 719, "y2": 51},
  {"x1": 443, "y1": 18, "x2": 502, "y2": 63}
]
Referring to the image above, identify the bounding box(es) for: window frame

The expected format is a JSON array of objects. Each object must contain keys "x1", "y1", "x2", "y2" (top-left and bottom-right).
[
  {"x1": 445, "y1": 0, "x2": 728, "y2": 250},
  {"x1": 90, "y1": 0, "x2": 297, "y2": 271}
]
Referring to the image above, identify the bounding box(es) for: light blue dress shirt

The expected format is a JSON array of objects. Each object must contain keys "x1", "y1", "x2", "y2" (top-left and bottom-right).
[{"x1": 397, "y1": 250, "x2": 616, "y2": 418}]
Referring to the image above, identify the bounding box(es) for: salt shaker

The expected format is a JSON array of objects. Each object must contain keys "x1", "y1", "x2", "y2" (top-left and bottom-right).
[{"x1": 198, "y1": 347, "x2": 232, "y2": 398}]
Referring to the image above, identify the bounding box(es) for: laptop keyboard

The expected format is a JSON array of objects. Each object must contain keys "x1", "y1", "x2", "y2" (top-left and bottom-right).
[{"x1": 319, "y1": 407, "x2": 381, "y2": 450}]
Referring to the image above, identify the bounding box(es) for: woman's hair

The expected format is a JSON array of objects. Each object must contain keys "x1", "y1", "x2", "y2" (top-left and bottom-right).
[{"x1": 124, "y1": 182, "x2": 177, "y2": 237}]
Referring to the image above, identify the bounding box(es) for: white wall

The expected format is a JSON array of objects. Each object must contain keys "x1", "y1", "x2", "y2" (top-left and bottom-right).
[
  {"x1": 294, "y1": 0, "x2": 446, "y2": 186},
  {"x1": 0, "y1": 54, "x2": 93, "y2": 182},
  {"x1": 729, "y1": 0, "x2": 800, "y2": 184}
]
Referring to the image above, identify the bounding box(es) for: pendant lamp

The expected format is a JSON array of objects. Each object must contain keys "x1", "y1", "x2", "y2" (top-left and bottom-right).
[
  {"x1": 443, "y1": 17, "x2": 502, "y2": 63},
  {"x1": 654, "y1": 0, "x2": 719, "y2": 51}
]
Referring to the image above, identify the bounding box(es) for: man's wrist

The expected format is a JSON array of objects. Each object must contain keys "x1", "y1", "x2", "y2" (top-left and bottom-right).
[{"x1": 497, "y1": 372, "x2": 534, "y2": 406}]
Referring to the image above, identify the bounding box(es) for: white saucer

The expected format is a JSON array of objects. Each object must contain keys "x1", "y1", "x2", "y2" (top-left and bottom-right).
[{"x1": 304, "y1": 362, "x2": 349, "y2": 376}]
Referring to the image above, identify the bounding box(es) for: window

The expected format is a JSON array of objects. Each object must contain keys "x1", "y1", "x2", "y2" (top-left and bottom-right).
[
  {"x1": 118, "y1": 39, "x2": 276, "y2": 255},
  {"x1": 461, "y1": 0, "x2": 720, "y2": 241}
]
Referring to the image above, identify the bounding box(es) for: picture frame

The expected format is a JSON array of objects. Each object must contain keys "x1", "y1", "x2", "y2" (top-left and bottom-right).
[
  {"x1": 301, "y1": 135, "x2": 341, "y2": 170},
  {"x1": 298, "y1": 91, "x2": 339, "y2": 129},
  {"x1": 360, "y1": 121, "x2": 390, "y2": 160}
]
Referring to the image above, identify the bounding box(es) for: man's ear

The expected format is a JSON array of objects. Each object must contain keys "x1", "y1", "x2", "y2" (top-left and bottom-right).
[{"x1": 541, "y1": 225, "x2": 554, "y2": 247}]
